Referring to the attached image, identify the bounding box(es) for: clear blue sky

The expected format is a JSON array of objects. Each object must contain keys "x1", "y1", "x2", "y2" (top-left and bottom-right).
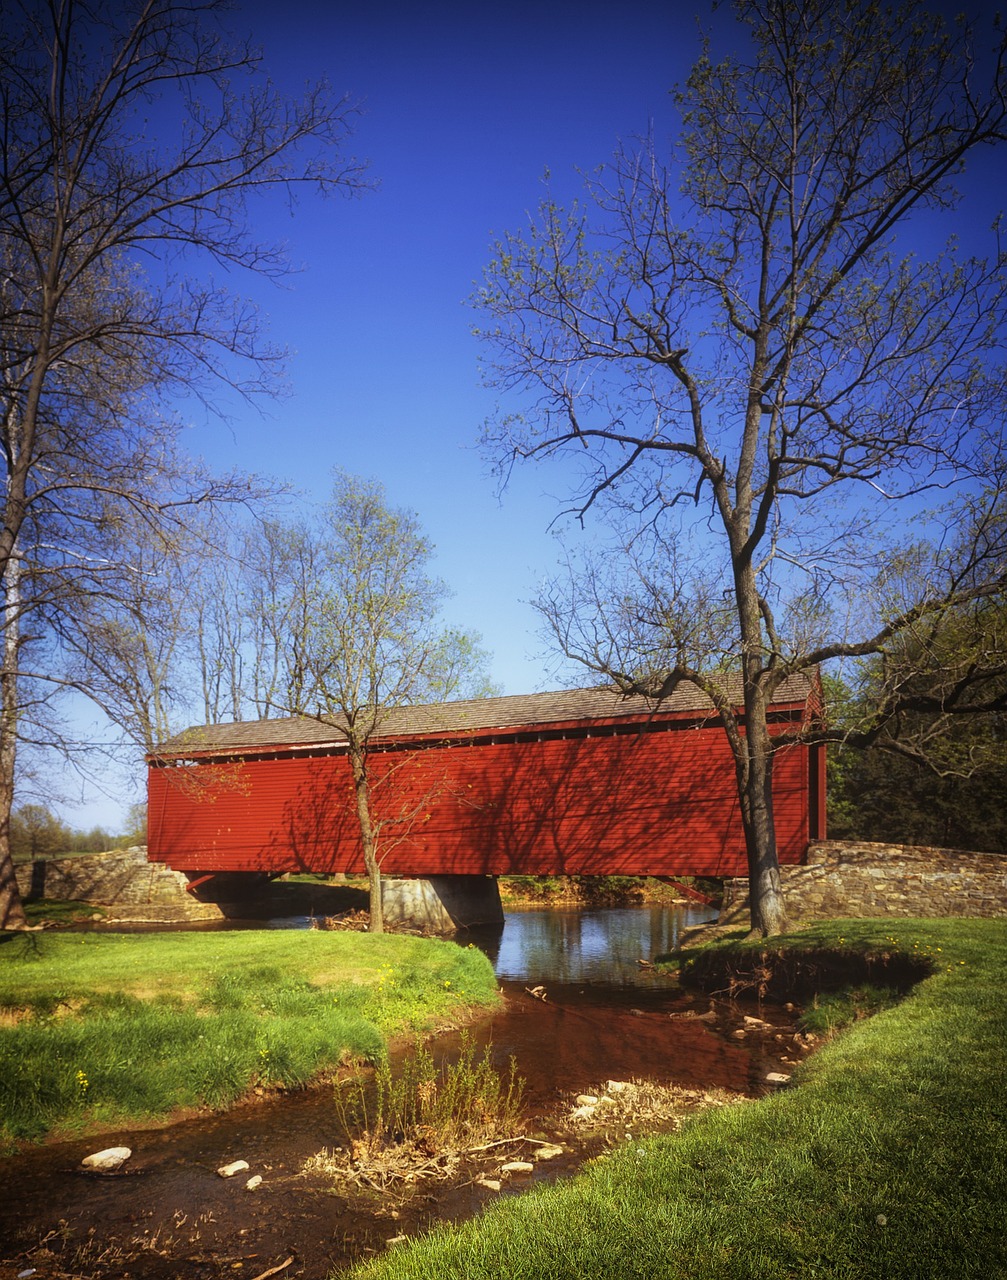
[
  {"x1": 63, "y1": 0, "x2": 1003, "y2": 831},
  {"x1": 192, "y1": 0, "x2": 714, "y2": 691}
]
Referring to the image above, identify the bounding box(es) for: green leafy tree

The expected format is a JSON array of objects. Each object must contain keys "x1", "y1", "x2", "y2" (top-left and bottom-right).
[
  {"x1": 9, "y1": 804, "x2": 71, "y2": 860},
  {"x1": 124, "y1": 802, "x2": 149, "y2": 847},
  {"x1": 828, "y1": 603, "x2": 1007, "y2": 851},
  {"x1": 478, "y1": 0, "x2": 1007, "y2": 934}
]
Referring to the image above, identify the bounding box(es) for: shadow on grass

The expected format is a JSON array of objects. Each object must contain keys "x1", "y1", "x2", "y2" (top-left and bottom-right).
[
  {"x1": 671, "y1": 939, "x2": 934, "y2": 999},
  {"x1": 0, "y1": 931, "x2": 44, "y2": 956}
]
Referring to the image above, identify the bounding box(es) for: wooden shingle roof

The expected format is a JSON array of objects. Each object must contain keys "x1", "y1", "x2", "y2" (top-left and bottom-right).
[{"x1": 154, "y1": 674, "x2": 815, "y2": 759}]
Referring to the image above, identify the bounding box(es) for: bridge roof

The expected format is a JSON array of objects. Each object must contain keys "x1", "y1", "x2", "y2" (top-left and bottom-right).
[{"x1": 154, "y1": 673, "x2": 816, "y2": 760}]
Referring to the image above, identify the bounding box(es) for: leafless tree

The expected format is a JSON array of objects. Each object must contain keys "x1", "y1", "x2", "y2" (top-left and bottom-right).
[
  {"x1": 285, "y1": 472, "x2": 496, "y2": 932},
  {"x1": 478, "y1": 0, "x2": 1007, "y2": 934},
  {"x1": 0, "y1": 0, "x2": 364, "y2": 927}
]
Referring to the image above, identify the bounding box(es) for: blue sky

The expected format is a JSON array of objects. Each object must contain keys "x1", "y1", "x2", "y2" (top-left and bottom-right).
[
  {"x1": 190, "y1": 0, "x2": 715, "y2": 691},
  {"x1": 66, "y1": 0, "x2": 714, "y2": 827},
  {"x1": 62, "y1": 0, "x2": 1004, "y2": 830}
]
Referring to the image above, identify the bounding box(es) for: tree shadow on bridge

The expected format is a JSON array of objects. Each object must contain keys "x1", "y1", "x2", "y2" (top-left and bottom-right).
[
  {"x1": 274, "y1": 718, "x2": 770, "y2": 880},
  {"x1": 149, "y1": 714, "x2": 809, "y2": 883}
]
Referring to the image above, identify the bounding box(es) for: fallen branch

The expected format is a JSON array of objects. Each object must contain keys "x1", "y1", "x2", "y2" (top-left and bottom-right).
[
  {"x1": 249, "y1": 1257, "x2": 293, "y2": 1280},
  {"x1": 459, "y1": 1135, "x2": 542, "y2": 1155}
]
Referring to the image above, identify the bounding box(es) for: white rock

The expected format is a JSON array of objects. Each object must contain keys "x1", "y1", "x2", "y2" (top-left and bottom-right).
[
  {"x1": 499, "y1": 1160, "x2": 534, "y2": 1175},
  {"x1": 533, "y1": 1144, "x2": 565, "y2": 1161},
  {"x1": 245, "y1": 1174, "x2": 263, "y2": 1191},
  {"x1": 81, "y1": 1147, "x2": 131, "y2": 1172},
  {"x1": 217, "y1": 1159, "x2": 250, "y2": 1178},
  {"x1": 477, "y1": 1177, "x2": 502, "y2": 1191},
  {"x1": 575, "y1": 1094, "x2": 599, "y2": 1106},
  {"x1": 570, "y1": 1104, "x2": 596, "y2": 1121},
  {"x1": 765, "y1": 1072, "x2": 792, "y2": 1086},
  {"x1": 605, "y1": 1080, "x2": 632, "y2": 1094},
  {"x1": 743, "y1": 1016, "x2": 773, "y2": 1029}
]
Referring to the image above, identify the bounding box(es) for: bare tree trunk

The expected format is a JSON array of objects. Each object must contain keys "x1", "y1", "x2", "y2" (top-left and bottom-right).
[
  {"x1": 0, "y1": 785, "x2": 24, "y2": 930},
  {"x1": 349, "y1": 742, "x2": 383, "y2": 934},
  {"x1": 740, "y1": 733, "x2": 788, "y2": 936},
  {"x1": 734, "y1": 550, "x2": 790, "y2": 937},
  {"x1": 0, "y1": 551, "x2": 26, "y2": 928}
]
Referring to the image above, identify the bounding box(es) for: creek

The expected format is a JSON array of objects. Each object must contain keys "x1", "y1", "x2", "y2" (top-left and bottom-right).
[{"x1": 0, "y1": 904, "x2": 807, "y2": 1280}]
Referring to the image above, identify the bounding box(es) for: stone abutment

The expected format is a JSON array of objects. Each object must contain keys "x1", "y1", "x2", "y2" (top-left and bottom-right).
[{"x1": 721, "y1": 839, "x2": 1007, "y2": 924}]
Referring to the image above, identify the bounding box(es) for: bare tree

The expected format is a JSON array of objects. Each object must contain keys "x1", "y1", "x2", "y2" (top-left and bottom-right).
[
  {"x1": 286, "y1": 472, "x2": 495, "y2": 933},
  {"x1": 478, "y1": 0, "x2": 1007, "y2": 934},
  {"x1": 57, "y1": 494, "x2": 210, "y2": 751},
  {"x1": 242, "y1": 519, "x2": 328, "y2": 720},
  {"x1": 0, "y1": 0, "x2": 364, "y2": 927}
]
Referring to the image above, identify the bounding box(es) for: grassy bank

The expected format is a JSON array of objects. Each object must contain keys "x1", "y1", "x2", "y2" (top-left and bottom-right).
[
  {"x1": 351, "y1": 918, "x2": 1007, "y2": 1280},
  {"x1": 0, "y1": 929, "x2": 498, "y2": 1147}
]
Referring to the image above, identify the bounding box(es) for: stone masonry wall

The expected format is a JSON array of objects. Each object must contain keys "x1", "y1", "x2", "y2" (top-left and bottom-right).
[
  {"x1": 15, "y1": 847, "x2": 222, "y2": 922},
  {"x1": 721, "y1": 839, "x2": 1007, "y2": 924}
]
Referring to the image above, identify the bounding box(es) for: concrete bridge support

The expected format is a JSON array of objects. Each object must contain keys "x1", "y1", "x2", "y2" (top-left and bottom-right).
[{"x1": 381, "y1": 875, "x2": 504, "y2": 933}]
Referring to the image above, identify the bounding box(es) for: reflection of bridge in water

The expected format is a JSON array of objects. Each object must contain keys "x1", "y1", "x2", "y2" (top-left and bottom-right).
[{"x1": 148, "y1": 681, "x2": 826, "y2": 908}]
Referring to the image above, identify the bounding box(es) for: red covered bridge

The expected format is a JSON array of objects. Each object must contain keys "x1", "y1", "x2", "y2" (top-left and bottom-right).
[{"x1": 147, "y1": 677, "x2": 825, "y2": 884}]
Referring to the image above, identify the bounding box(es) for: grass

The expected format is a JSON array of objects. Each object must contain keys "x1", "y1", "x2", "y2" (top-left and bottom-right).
[
  {"x1": 349, "y1": 918, "x2": 1007, "y2": 1280},
  {"x1": 335, "y1": 1032, "x2": 525, "y2": 1154},
  {"x1": 309, "y1": 1034, "x2": 526, "y2": 1195},
  {"x1": 797, "y1": 984, "x2": 902, "y2": 1036},
  {"x1": 0, "y1": 929, "x2": 498, "y2": 1146}
]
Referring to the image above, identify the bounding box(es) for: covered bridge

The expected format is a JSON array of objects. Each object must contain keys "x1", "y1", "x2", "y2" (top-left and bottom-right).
[{"x1": 147, "y1": 677, "x2": 825, "y2": 886}]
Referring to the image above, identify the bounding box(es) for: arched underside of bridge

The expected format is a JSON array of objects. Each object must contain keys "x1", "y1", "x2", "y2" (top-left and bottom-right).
[{"x1": 147, "y1": 686, "x2": 826, "y2": 884}]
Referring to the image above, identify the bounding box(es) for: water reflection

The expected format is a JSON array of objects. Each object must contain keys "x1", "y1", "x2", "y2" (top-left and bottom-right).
[{"x1": 471, "y1": 904, "x2": 717, "y2": 987}]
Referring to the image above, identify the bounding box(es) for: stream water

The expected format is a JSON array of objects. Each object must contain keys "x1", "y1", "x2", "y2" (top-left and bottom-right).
[{"x1": 0, "y1": 904, "x2": 807, "y2": 1280}]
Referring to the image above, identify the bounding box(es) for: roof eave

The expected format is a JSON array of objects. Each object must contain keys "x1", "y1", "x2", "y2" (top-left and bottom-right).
[{"x1": 146, "y1": 696, "x2": 812, "y2": 765}]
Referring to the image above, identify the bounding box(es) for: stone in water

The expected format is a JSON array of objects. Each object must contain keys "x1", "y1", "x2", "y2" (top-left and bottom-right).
[{"x1": 81, "y1": 1147, "x2": 131, "y2": 1172}]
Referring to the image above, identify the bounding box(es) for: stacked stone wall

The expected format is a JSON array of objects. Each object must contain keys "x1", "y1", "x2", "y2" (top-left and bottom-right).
[
  {"x1": 721, "y1": 839, "x2": 1007, "y2": 924},
  {"x1": 14, "y1": 847, "x2": 222, "y2": 922}
]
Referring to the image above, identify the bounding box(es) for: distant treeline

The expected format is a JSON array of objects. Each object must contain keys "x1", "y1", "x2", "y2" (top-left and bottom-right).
[{"x1": 10, "y1": 804, "x2": 146, "y2": 861}]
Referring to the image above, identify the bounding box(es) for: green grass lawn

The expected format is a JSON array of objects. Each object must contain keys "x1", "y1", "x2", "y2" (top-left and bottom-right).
[
  {"x1": 0, "y1": 928, "x2": 498, "y2": 1146},
  {"x1": 350, "y1": 918, "x2": 1007, "y2": 1280}
]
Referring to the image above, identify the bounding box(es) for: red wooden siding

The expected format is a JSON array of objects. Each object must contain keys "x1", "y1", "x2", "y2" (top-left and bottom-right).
[{"x1": 148, "y1": 711, "x2": 814, "y2": 879}]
